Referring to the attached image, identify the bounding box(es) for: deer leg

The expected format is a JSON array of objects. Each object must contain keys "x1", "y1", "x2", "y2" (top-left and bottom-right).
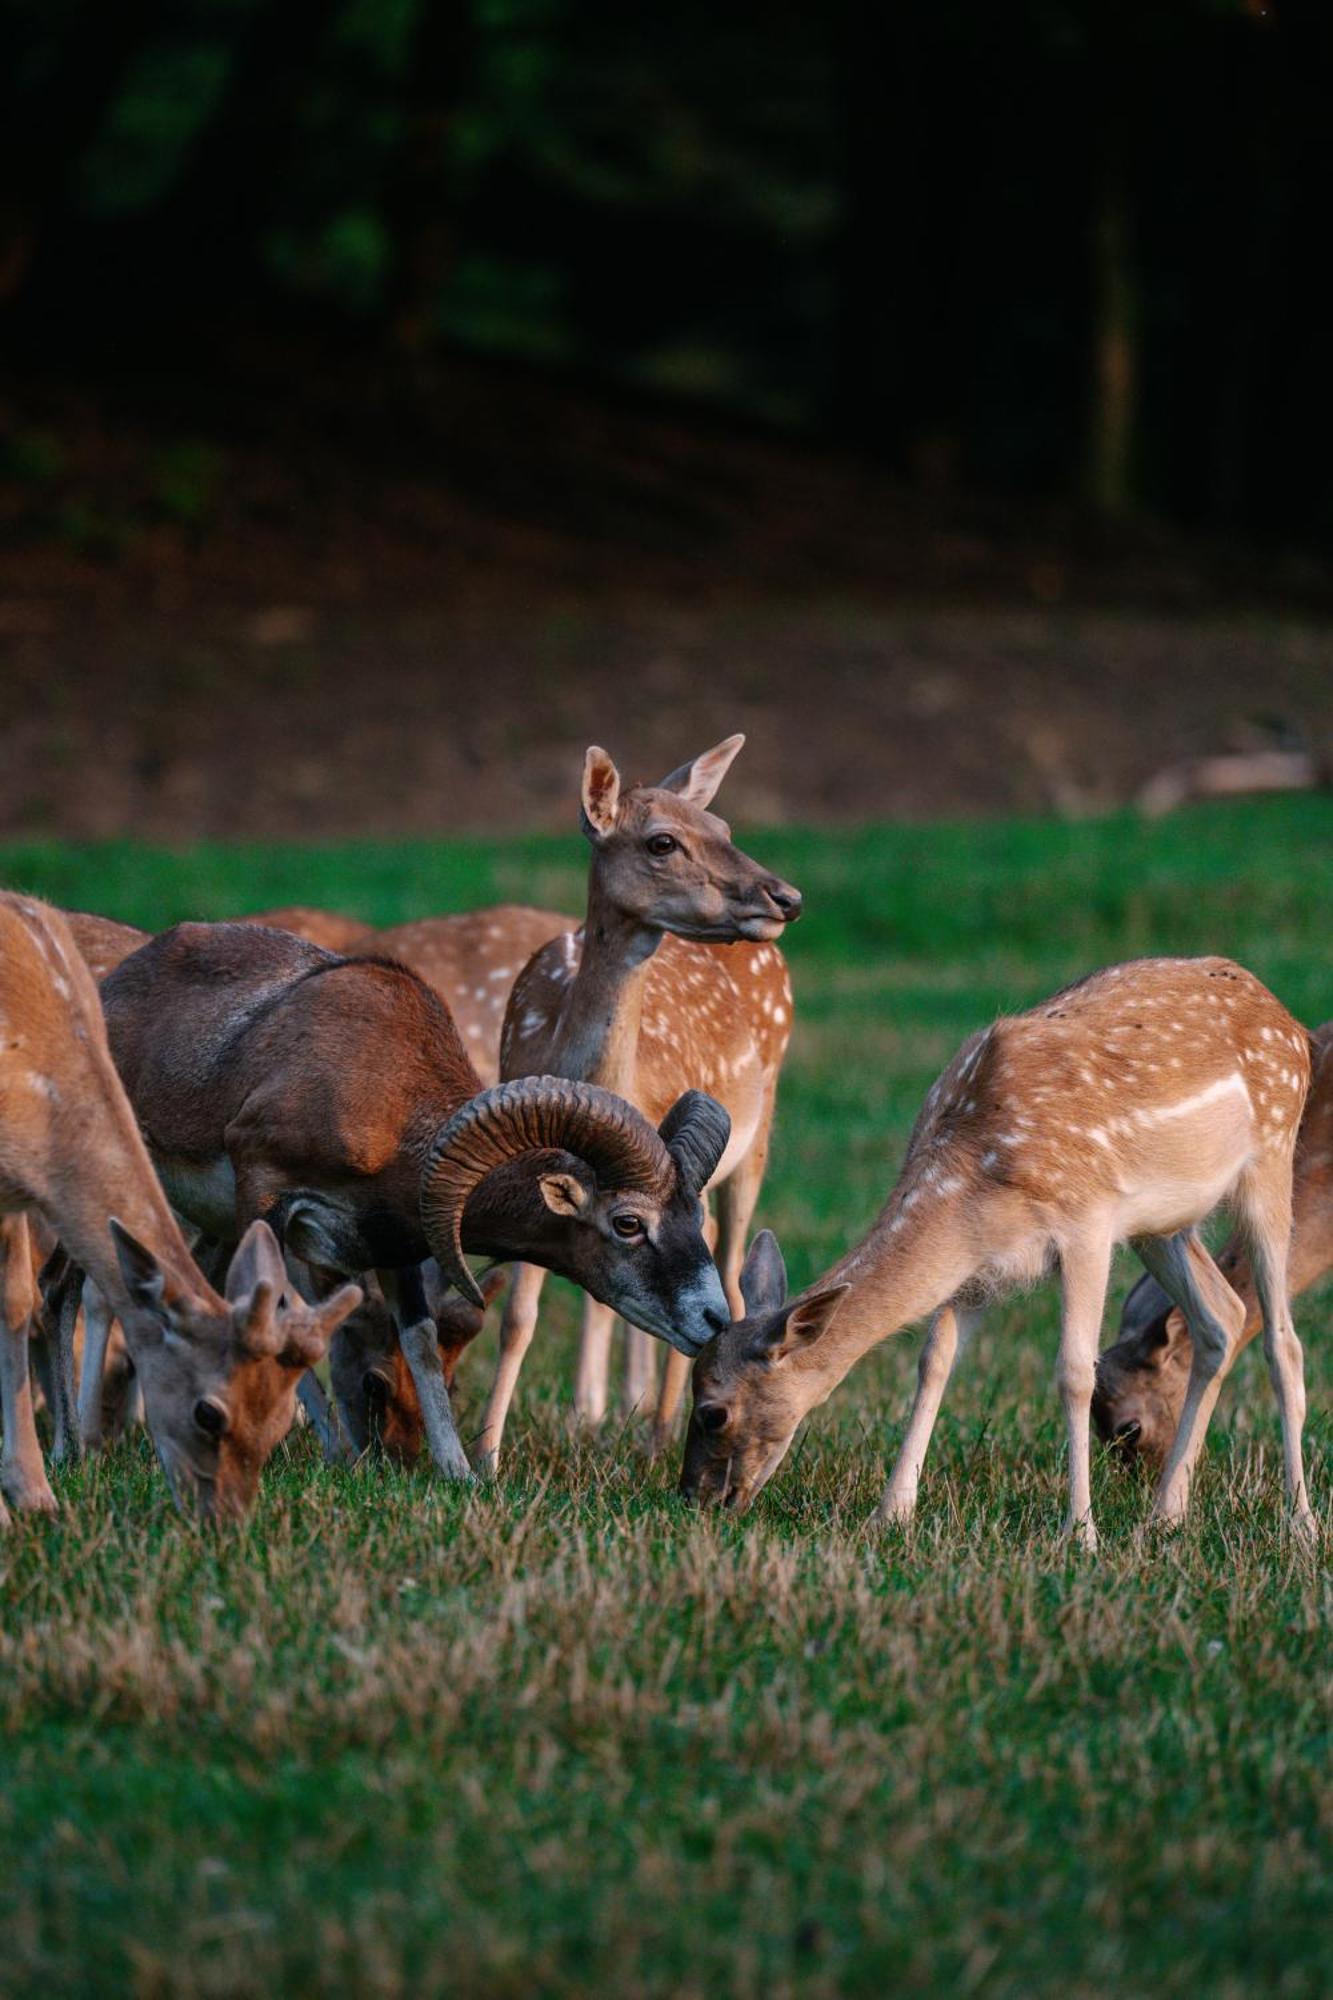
[
  {"x1": 46, "y1": 1262, "x2": 82, "y2": 1466},
  {"x1": 574, "y1": 1299, "x2": 616, "y2": 1424},
  {"x1": 296, "y1": 1370, "x2": 352, "y2": 1463},
  {"x1": 77, "y1": 1278, "x2": 114, "y2": 1451},
  {"x1": 875, "y1": 1303, "x2": 979, "y2": 1527},
  {"x1": 1136, "y1": 1230, "x2": 1246, "y2": 1528},
  {"x1": 380, "y1": 1265, "x2": 473, "y2": 1483},
  {"x1": 0, "y1": 1222, "x2": 57, "y2": 1517},
  {"x1": 1238, "y1": 1161, "x2": 1313, "y2": 1539},
  {"x1": 620, "y1": 1322, "x2": 658, "y2": 1418},
  {"x1": 1056, "y1": 1232, "x2": 1114, "y2": 1549},
  {"x1": 652, "y1": 1193, "x2": 726, "y2": 1452},
  {"x1": 476, "y1": 1262, "x2": 545, "y2": 1477}
]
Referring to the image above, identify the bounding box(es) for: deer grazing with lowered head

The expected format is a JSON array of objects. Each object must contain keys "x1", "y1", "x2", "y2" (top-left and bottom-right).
[
  {"x1": 477, "y1": 736, "x2": 800, "y2": 1471},
  {"x1": 1094, "y1": 1017, "x2": 1332, "y2": 1469},
  {"x1": 0, "y1": 894, "x2": 362, "y2": 1523},
  {"x1": 98, "y1": 919, "x2": 732, "y2": 1480},
  {"x1": 681, "y1": 957, "x2": 1315, "y2": 1547}
]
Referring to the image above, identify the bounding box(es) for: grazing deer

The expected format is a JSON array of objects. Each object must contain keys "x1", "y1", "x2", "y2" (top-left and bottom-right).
[
  {"x1": 480, "y1": 736, "x2": 800, "y2": 1471},
  {"x1": 372, "y1": 907, "x2": 575, "y2": 1087},
  {"x1": 329, "y1": 1265, "x2": 508, "y2": 1461},
  {"x1": 99, "y1": 920, "x2": 732, "y2": 1479},
  {"x1": 681, "y1": 958, "x2": 1315, "y2": 1547},
  {"x1": 0, "y1": 894, "x2": 361, "y2": 1523},
  {"x1": 1095, "y1": 1018, "x2": 1333, "y2": 1468}
]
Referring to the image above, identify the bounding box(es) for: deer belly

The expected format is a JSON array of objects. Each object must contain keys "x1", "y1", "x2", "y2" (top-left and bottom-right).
[
  {"x1": 1112, "y1": 1099, "x2": 1256, "y2": 1238},
  {"x1": 155, "y1": 1154, "x2": 238, "y2": 1238}
]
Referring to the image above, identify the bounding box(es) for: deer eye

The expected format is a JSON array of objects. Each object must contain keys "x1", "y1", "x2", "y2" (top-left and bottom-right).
[
  {"x1": 698, "y1": 1402, "x2": 728, "y2": 1433},
  {"x1": 193, "y1": 1397, "x2": 229, "y2": 1439},
  {"x1": 645, "y1": 834, "x2": 678, "y2": 857},
  {"x1": 612, "y1": 1212, "x2": 645, "y2": 1240}
]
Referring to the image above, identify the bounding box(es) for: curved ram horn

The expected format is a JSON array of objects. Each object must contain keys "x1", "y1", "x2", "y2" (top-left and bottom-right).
[
  {"x1": 657, "y1": 1090, "x2": 731, "y2": 1196},
  {"x1": 420, "y1": 1077, "x2": 675, "y2": 1305}
]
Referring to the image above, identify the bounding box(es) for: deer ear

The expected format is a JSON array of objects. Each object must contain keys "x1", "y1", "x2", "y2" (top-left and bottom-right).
[
  {"x1": 225, "y1": 1218, "x2": 288, "y2": 1305},
  {"x1": 760, "y1": 1283, "x2": 850, "y2": 1361},
  {"x1": 538, "y1": 1170, "x2": 590, "y2": 1217},
  {"x1": 657, "y1": 734, "x2": 745, "y2": 808},
  {"x1": 581, "y1": 746, "x2": 622, "y2": 838},
  {"x1": 108, "y1": 1218, "x2": 171, "y2": 1331},
  {"x1": 739, "y1": 1229, "x2": 787, "y2": 1317}
]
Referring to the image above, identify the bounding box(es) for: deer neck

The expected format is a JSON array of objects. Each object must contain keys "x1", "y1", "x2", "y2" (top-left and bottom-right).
[
  {"x1": 792, "y1": 1190, "x2": 976, "y2": 1399},
  {"x1": 552, "y1": 879, "x2": 661, "y2": 1092}
]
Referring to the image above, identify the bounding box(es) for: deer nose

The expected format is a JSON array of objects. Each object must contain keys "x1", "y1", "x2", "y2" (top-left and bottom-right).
[
  {"x1": 765, "y1": 879, "x2": 802, "y2": 922},
  {"x1": 1112, "y1": 1419, "x2": 1141, "y2": 1450}
]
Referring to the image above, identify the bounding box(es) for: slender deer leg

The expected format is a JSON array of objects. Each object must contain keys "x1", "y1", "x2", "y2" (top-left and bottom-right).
[
  {"x1": 621, "y1": 1321, "x2": 658, "y2": 1418},
  {"x1": 653, "y1": 1188, "x2": 728, "y2": 1451},
  {"x1": 47, "y1": 1266, "x2": 83, "y2": 1466},
  {"x1": 574, "y1": 1300, "x2": 616, "y2": 1424},
  {"x1": 77, "y1": 1277, "x2": 115, "y2": 1451},
  {"x1": 1240, "y1": 1163, "x2": 1314, "y2": 1539},
  {"x1": 1056, "y1": 1232, "x2": 1114, "y2": 1549},
  {"x1": 476, "y1": 1262, "x2": 545, "y2": 1477},
  {"x1": 0, "y1": 1222, "x2": 57, "y2": 1517},
  {"x1": 875, "y1": 1303, "x2": 979, "y2": 1527},
  {"x1": 380, "y1": 1265, "x2": 473, "y2": 1482},
  {"x1": 296, "y1": 1369, "x2": 351, "y2": 1463},
  {"x1": 1137, "y1": 1230, "x2": 1246, "y2": 1527}
]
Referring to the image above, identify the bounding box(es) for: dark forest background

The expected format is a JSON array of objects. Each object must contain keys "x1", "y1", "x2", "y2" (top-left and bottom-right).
[{"x1": 2, "y1": 1, "x2": 1331, "y2": 837}]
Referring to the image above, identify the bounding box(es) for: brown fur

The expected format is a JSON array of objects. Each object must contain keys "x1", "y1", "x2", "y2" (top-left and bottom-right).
[
  {"x1": 1095, "y1": 1019, "x2": 1333, "y2": 1466},
  {"x1": 0, "y1": 894, "x2": 359, "y2": 1523},
  {"x1": 479, "y1": 737, "x2": 800, "y2": 1468},
  {"x1": 682, "y1": 957, "x2": 1314, "y2": 1545},
  {"x1": 373, "y1": 907, "x2": 575, "y2": 1086}
]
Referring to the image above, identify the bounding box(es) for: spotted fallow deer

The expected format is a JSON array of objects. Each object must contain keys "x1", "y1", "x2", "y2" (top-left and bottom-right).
[
  {"x1": 98, "y1": 920, "x2": 732, "y2": 1480},
  {"x1": 0, "y1": 894, "x2": 362, "y2": 1523},
  {"x1": 681, "y1": 958, "x2": 1315, "y2": 1547},
  {"x1": 371, "y1": 908, "x2": 575, "y2": 1086},
  {"x1": 1094, "y1": 1018, "x2": 1332, "y2": 1468},
  {"x1": 480, "y1": 736, "x2": 800, "y2": 1471}
]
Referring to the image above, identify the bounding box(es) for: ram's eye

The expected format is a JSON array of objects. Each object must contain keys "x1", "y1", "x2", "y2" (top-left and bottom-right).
[
  {"x1": 646, "y1": 834, "x2": 678, "y2": 857},
  {"x1": 698, "y1": 1403, "x2": 728, "y2": 1434},
  {"x1": 612, "y1": 1213, "x2": 645, "y2": 1240},
  {"x1": 193, "y1": 1397, "x2": 228, "y2": 1439}
]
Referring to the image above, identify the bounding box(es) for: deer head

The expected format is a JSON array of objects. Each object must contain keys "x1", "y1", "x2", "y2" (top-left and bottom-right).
[
  {"x1": 679, "y1": 1229, "x2": 850, "y2": 1510},
  {"x1": 111, "y1": 1217, "x2": 362, "y2": 1519},
  {"x1": 1091, "y1": 1273, "x2": 1192, "y2": 1469},
  {"x1": 419, "y1": 1076, "x2": 732, "y2": 1351},
  {"x1": 329, "y1": 1263, "x2": 508, "y2": 1462},
  {"x1": 579, "y1": 737, "x2": 801, "y2": 942}
]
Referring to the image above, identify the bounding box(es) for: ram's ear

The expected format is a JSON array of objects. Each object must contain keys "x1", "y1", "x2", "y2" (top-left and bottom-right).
[
  {"x1": 757, "y1": 1283, "x2": 850, "y2": 1362},
  {"x1": 538, "y1": 1170, "x2": 590, "y2": 1218},
  {"x1": 581, "y1": 747, "x2": 622, "y2": 839},
  {"x1": 739, "y1": 1229, "x2": 787, "y2": 1317},
  {"x1": 656, "y1": 734, "x2": 744, "y2": 808}
]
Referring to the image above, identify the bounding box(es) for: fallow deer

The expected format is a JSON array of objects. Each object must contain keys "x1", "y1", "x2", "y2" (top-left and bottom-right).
[
  {"x1": 480, "y1": 736, "x2": 799, "y2": 1471},
  {"x1": 372, "y1": 907, "x2": 575, "y2": 1086},
  {"x1": 681, "y1": 957, "x2": 1315, "y2": 1547},
  {"x1": 98, "y1": 920, "x2": 732, "y2": 1479},
  {"x1": 1095, "y1": 1018, "x2": 1333, "y2": 1468},
  {"x1": 242, "y1": 907, "x2": 371, "y2": 952},
  {"x1": 0, "y1": 893, "x2": 361, "y2": 1523}
]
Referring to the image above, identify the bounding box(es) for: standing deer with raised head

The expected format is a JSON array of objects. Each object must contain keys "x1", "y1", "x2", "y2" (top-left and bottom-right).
[
  {"x1": 479, "y1": 736, "x2": 799, "y2": 1470},
  {"x1": 681, "y1": 957, "x2": 1315, "y2": 1547},
  {"x1": 0, "y1": 894, "x2": 361, "y2": 1523},
  {"x1": 98, "y1": 919, "x2": 732, "y2": 1480},
  {"x1": 1095, "y1": 1018, "x2": 1332, "y2": 1468}
]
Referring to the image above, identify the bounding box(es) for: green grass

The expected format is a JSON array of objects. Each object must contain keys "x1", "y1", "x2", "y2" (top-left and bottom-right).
[{"x1": 0, "y1": 797, "x2": 1330, "y2": 1997}]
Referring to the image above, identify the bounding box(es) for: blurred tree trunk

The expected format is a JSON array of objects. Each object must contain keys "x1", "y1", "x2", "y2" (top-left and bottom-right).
[
  {"x1": 1087, "y1": 139, "x2": 1137, "y2": 517},
  {"x1": 382, "y1": 1, "x2": 475, "y2": 362}
]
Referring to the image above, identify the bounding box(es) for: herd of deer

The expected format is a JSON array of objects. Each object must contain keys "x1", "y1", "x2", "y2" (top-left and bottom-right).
[{"x1": 0, "y1": 735, "x2": 1326, "y2": 1546}]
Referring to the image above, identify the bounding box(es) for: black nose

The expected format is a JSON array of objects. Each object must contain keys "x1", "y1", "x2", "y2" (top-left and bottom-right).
[
  {"x1": 1112, "y1": 1420, "x2": 1141, "y2": 1448},
  {"x1": 766, "y1": 880, "x2": 802, "y2": 921},
  {"x1": 704, "y1": 1304, "x2": 730, "y2": 1335}
]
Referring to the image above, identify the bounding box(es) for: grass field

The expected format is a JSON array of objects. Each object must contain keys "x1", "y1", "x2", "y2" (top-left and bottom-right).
[{"x1": 0, "y1": 798, "x2": 1330, "y2": 1997}]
